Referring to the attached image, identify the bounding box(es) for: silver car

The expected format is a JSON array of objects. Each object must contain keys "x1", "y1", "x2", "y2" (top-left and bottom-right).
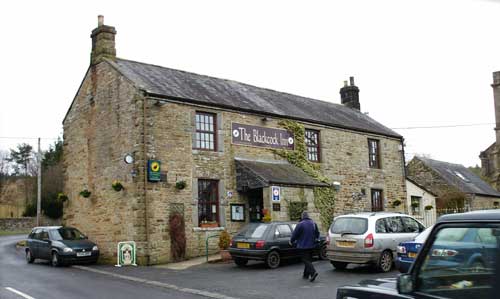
[{"x1": 326, "y1": 212, "x2": 425, "y2": 272}]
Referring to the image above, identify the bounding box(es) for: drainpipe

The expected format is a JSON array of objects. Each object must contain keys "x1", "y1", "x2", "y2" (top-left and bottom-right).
[
  {"x1": 400, "y1": 138, "x2": 407, "y2": 213},
  {"x1": 142, "y1": 92, "x2": 151, "y2": 265}
]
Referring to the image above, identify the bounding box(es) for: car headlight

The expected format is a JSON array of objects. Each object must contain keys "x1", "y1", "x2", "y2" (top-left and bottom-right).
[
  {"x1": 63, "y1": 247, "x2": 73, "y2": 253},
  {"x1": 92, "y1": 245, "x2": 99, "y2": 251}
]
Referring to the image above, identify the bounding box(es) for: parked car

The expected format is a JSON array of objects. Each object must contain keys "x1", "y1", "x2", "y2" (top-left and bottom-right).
[
  {"x1": 228, "y1": 221, "x2": 327, "y2": 269},
  {"x1": 26, "y1": 226, "x2": 99, "y2": 266},
  {"x1": 327, "y1": 212, "x2": 425, "y2": 272},
  {"x1": 396, "y1": 225, "x2": 433, "y2": 273},
  {"x1": 336, "y1": 210, "x2": 500, "y2": 299}
]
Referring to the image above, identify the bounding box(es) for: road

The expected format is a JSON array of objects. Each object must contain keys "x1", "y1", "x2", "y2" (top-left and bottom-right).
[{"x1": 0, "y1": 235, "x2": 398, "y2": 299}]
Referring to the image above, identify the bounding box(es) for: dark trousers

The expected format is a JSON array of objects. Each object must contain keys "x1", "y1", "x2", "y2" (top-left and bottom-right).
[{"x1": 300, "y1": 249, "x2": 316, "y2": 278}]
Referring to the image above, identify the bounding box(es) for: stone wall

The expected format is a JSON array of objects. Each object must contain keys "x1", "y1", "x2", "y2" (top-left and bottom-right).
[{"x1": 0, "y1": 216, "x2": 61, "y2": 232}]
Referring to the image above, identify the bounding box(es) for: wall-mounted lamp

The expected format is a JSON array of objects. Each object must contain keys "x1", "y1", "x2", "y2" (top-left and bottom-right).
[{"x1": 333, "y1": 181, "x2": 341, "y2": 191}]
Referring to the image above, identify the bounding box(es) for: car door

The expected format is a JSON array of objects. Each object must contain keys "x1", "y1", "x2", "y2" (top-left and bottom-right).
[
  {"x1": 386, "y1": 217, "x2": 405, "y2": 253},
  {"x1": 38, "y1": 229, "x2": 51, "y2": 260},
  {"x1": 29, "y1": 228, "x2": 41, "y2": 257},
  {"x1": 274, "y1": 224, "x2": 294, "y2": 258}
]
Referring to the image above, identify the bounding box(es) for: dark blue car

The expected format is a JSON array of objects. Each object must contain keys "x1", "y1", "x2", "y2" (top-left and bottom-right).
[{"x1": 396, "y1": 226, "x2": 433, "y2": 273}]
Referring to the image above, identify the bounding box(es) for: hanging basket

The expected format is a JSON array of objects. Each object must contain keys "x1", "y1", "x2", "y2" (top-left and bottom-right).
[
  {"x1": 112, "y1": 180, "x2": 124, "y2": 192},
  {"x1": 79, "y1": 189, "x2": 91, "y2": 198}
]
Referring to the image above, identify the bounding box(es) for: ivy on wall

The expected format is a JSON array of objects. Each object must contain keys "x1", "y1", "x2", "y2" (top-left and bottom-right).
[{"x1": 273, "y1": 120, "x2": 336, "y2": 229}]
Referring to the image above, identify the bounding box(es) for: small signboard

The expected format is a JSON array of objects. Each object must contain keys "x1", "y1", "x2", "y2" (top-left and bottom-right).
[
  {"x1": 147, "y1": 160, "x2": 161, "y2": 182},
  {"x1": 116, "y1": 241, "x2": 137, "y2": 267},
  {"x1": 272, "y1": 186, "x2": 281, "y2": 202}
]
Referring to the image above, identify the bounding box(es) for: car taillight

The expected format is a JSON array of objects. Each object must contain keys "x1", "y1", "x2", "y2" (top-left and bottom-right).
[
  {"x1": 397, "y1": 246, "x2": 406, "y2": 254},
  {"x1": 326, "y1": 235, "x2": 330, "y2": 246},
  {"x1": 255, "y1": 240, "x2": 266, "y2": 249},
  {"x1": 364, "y1": 233, "x2": 374, "y2": 248},
  {"x1": 432, "y1": 249, "x2": 458, "y2": 257}
]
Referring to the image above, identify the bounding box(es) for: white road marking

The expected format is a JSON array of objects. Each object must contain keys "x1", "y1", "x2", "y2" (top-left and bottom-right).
[
  {"x1": 5, "y1": 287, "x2": 36, "y2": 299},
  {"x1": 73, "y1": 266, "x2": 239, "y2": 299}
]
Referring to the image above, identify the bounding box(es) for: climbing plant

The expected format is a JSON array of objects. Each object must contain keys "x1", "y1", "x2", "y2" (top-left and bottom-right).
[{"x1": 273, "y1": 120, "x2": 336, "y2": 229}]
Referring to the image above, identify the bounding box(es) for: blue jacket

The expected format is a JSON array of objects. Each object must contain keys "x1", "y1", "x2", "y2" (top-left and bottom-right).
[{"x1": 290, "y1": 217, "x2": 319, "y2": 249}]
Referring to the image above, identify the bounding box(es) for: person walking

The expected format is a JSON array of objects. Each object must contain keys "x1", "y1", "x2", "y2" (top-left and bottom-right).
[{"x1": 290, "y1": 211, "x2": 320, "y2": 282}]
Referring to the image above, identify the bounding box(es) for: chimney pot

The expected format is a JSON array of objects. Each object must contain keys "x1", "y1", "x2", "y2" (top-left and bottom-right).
[
  {"x1": 344, "y1": 80, "x2": 348, "y2": 87},
  {"x1": 340, "y1": 76, "x2": 360, "y2": 110},
  {"x1": 90, "y1": 16, "x2": 117, "y2": 65},
  {"x1": 493, "y1": 71, "x2": 500, "y2": 86},
  {"x1": 98, "y1": 15, "x2": 104, "y2": 27},
  {"x1": 349, "y1": 76, "x2": 355, "y2": 86}
]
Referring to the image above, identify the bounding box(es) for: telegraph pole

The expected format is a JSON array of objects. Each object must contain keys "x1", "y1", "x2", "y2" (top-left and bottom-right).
[{"x1": 36, "y1": 138, "x2": 42, "y2": 226}]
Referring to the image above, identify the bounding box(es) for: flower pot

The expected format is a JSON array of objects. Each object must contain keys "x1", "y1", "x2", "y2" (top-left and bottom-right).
[
  {"x1": 220, "y1": 249, "x2": 232, "y2": 262},
  {"x1": 200, "y1": 222, "x2": 218, "y2": 228}
]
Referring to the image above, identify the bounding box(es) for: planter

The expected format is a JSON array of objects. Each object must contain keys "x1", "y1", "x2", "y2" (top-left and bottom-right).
[
  {"x1": 200, "y1": 222, "x2": 218, "y2": 228},
  {"x1": 112, "y1": 181, "x2": 124, "y2": 192},
  {"x1": 79, "y1": 190, "x2": 91, "y2": 198},
  {"x1": 175, "y1": 180, "x2": 187, "y2": 190},
  {"x1": 220, "y1": 249, "x2": 232, "y2": 262}
]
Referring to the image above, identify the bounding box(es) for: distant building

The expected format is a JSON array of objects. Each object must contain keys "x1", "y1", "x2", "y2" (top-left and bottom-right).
[
  {"x1": 0, "y1": 177, "x2": 31, "y2": 218},
  {"x1": 407, "y1": 156, "x2": 500, "y2": 209},
  {"x1": 62, "y1": 16, "x2": 407, "y2": 265},
  {"x1": 480, "y1": 72, "x2": 500, "y2": 190},
  {"x1": 405, "y1": 178, "x2": 436, "y2": 227}
]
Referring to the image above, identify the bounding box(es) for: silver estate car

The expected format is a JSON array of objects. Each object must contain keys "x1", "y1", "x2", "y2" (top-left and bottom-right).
[{"x1": 326, "y1": 212, "x2": 425, "y2": 272}]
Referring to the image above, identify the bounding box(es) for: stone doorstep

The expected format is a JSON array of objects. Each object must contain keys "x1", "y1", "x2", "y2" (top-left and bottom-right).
[{"x1": 154, "y1": 254, "x2": 222, "y2": 270}]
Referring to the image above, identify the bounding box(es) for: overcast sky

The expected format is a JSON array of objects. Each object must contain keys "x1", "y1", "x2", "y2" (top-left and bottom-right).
[{"x1": 1, "y1": 0, "x2": 499, "y2": 167}]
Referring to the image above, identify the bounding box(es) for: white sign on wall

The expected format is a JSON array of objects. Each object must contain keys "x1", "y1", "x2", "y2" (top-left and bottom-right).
[{"x1": 271, "y1": 186, "x2": 281, "y2": 202}]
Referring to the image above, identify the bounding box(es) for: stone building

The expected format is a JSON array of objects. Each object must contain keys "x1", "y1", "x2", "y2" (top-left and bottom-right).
[
  {"x1": 405, "y1": 178, "x2": 436, "y2": 227},
  {"x1": 480, "y1": 71, "x2": 500, "y2": 189},
  {"x1": 407, "y1": 156, "x2": 500, "y2": 210},
  {"x1": 62, "y1": 17, "x2": 407, "y2": 265}
]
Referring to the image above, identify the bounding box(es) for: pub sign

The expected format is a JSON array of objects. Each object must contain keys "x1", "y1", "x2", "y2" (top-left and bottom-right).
[
  {"x1": 231, "y1": 123, "x2": 294, "y2": 150},
  {"x1": 147, "y1": 159, "x2": 161, "y2": 182}
]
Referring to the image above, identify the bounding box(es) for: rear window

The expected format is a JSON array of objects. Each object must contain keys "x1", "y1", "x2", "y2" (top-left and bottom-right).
[
  {"x1": 415, "y1": 226, "x2": 433, "y2": 243},
  {"x1": 237, "y1": 223, "x2": 270, "y2": 238},
  {"x1": 330, "y1": 217, "x2": 368, "y2": 234}
]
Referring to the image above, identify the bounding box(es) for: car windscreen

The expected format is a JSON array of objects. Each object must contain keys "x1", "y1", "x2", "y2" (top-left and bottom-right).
[
  {"x1": 415, "y1": 225, "x2": 433, "y2": 243},
  {"x1": 51, "y1": 228, "x2": 87, "y2": 241},
  {"x1": 237, "y1": 223, "x2": 270, "y2": 239},
  {"x1": 330, "y1": 217, "x2": 367, "y2": 234}
]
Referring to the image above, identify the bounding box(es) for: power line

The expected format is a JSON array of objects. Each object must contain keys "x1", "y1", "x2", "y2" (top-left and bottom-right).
[
  {"x1": 0, "y1": 136, "x2": 59, "y2": 140},
  {"x1": 391, "y1": 123, "x2": 494, "y2": 130}
]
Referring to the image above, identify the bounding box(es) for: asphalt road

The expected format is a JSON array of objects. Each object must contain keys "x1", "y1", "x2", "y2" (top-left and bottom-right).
[{"x1": 0, "y1": 235, "x2": 399, "y2": 299}]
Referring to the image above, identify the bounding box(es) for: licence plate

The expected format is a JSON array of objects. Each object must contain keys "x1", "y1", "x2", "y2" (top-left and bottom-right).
[
  {"x1": 77, "y1": 251, "x2": 92, "y2": 257},
  {"x1": 408, "y1": 252, "x2": 417, "y2": 258},
  {"x1": 336, "y1": 240, "x2": 356, "y2": 248},
  {"x1": 237, "y1": 242, "x2": 250, "y2": 249}
]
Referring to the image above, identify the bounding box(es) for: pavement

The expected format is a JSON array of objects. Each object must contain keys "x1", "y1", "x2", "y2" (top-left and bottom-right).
[{"x1": 155, "y1": 253, "x2": 223, "y2": 270}]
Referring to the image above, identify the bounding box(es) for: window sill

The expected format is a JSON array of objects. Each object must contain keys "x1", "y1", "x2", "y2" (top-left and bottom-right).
[{"x1": 193, "y1": 227, "x2": 226, "y2": 232}]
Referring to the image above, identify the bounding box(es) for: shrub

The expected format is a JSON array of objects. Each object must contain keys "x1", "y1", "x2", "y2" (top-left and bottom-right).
[
  {"x1": 23, "y1": 203, "x2": 37, "y2": 217},
  {"x1": 42, "y1": 198, "x2": 63, "y2": 219},
  {"x1": 79, "y1": 189, "x2": 91, "y2": 198},
  {"x1": 424, "y1": 205, "x2": 434, "y2": 211},
  {"x1": 289, "y1": 202, "x2": 307, "y2": 221},
  {"x1": 57, "y1": 193, "x2": 68, "y2": 202},
  {"x1": 218, "y1": 230, "x2": 231, "y2": 250}
]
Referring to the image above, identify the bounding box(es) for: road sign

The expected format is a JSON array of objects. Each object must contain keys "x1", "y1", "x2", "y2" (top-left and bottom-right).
[
  {"x1": 116, "y1": 241, "x2": 137, "y2": 267},
  {"x1": 272, "y1": 186, "x2": 280, "y2": 202}
]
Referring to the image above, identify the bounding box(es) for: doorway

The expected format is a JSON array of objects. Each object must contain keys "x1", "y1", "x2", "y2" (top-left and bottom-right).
[{"x1": 247, "y1": 188, "x2": 263, "y2": 222}]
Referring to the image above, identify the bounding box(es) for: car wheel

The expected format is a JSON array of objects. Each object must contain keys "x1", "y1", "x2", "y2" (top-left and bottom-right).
[
  {"x1": 318, "y1": 245, "x2": 328, "y2": 260},
  {"x1": 331, "y1": 261, "x2": 348, "y2": 270},
  {"x1": 377, "y1": 250, "x2": 393, "y2": 273},
  {"x1": 51, "y1": 252, "x2": 60, "y2": 267},
  {"x1": 234, "y1": 258, "x2": 248, "y2": 267},
  {"x1": 265, "y1": 251, "x2": 281, "y2": 269},
  {"x1": 25, "y1": 249, "x2": 35, "y2": 264}
]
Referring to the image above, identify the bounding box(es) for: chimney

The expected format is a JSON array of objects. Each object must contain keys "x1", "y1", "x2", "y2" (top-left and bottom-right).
[
  {"x1": 90, "y1": 15, "x2": 116, "y2": 65},
  {"x1": 340, "y1": 76, "x2": 360, "y2": 110}
]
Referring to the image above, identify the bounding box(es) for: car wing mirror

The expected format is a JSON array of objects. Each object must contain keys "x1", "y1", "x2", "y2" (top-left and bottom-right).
[{"x1": 397, "y1": 274, "x2": 414, "y2": 294}]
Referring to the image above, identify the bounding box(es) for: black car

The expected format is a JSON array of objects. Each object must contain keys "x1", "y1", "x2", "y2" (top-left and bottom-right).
[
  {"x1": 228, "y1": 221, "x2": 327, "y2": 269},
  {"x1": 336, "y1": 210, "x2": 500, "y2": 299},
  {"x1": 26, "y1": 226, "x2": 99, "y2": 267}
]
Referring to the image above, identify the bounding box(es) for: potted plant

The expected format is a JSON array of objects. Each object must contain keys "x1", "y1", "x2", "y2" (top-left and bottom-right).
[
  {"x1": 175, "y1": 180, "x2": 187, "y2": 190},
  {"x1": 79, "y1": 189, "x2": 91, "y2": 198},
  {"x1": 262, "y1": 209, "x2": 272, "y2": 222},
  {"x1": 424, "y1": 205, "x2": 434, "y2": 211},
  {"x1": 57, "y1": 192, "x2": 69, "y2": 202},
  {"x1": 411, "y1": 202, "x2": 420, "y2": 208},
  {"x1": 112, "y1": 180, "x2": 124, "y2": 191},
  {"x1": 200, "y1": 220, "x2": 218, "y2": 228},
  {"x1": 219, "y1": 230, "x2": 232, "y2": 262}
]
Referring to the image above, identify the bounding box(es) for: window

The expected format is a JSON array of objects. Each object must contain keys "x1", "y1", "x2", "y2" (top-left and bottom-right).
[
  {"x1": 275, "y1": 224, "x2": 292, "y2": 238},
  {"x1": 330, "y1": 217, "x2": 368, "y2": 234},
  {"x1": 376, "y1": 219, "x2": 388, "y2": 233},
  {"x1": 401, "y1": 217, "x2": 420, "y2": 233},
  {"x1": 198, "y1": 179, "x2": 219, "y2": 226},
  {"x1": 371, "y1": 189, "x2": 383, "y2": 212},
  {"x1": 368, "y1": 139, "x2": 380, "y2": 168},
  {"x1": 417, "y1": 226, "x2": 499, "y2": 298},
  {"x1": 385, "y1": 217, "x2": 404, "y2": 233},
  {"x1": 305, "y1": 129, "x2": 320, "y2": 162},
  {"x1": 194, "y1": 112, "x2": 216, "y2": 151},
  {"x1": 411, "y1": 196, "x2": 421, "y2": 215}
]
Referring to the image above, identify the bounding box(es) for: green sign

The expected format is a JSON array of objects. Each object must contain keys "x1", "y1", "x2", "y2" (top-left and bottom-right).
[
  {"x1": 148, "y1": 159, "x2": 161, "y2": 182},
  {"x1": 116, "y1": 241, "x2": 137, "y2": 267}
]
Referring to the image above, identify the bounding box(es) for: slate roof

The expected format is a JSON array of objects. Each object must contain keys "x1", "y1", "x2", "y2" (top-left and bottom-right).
[
  {"x1": 108, "y1": 58, "x2": 402, "y2": 139},
  {"x1": 235, "y1": 159, "x2": 329, "y2": 191},
  {"x1": 417, "y1": 157, "x2": 500, "y2": 197}
]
